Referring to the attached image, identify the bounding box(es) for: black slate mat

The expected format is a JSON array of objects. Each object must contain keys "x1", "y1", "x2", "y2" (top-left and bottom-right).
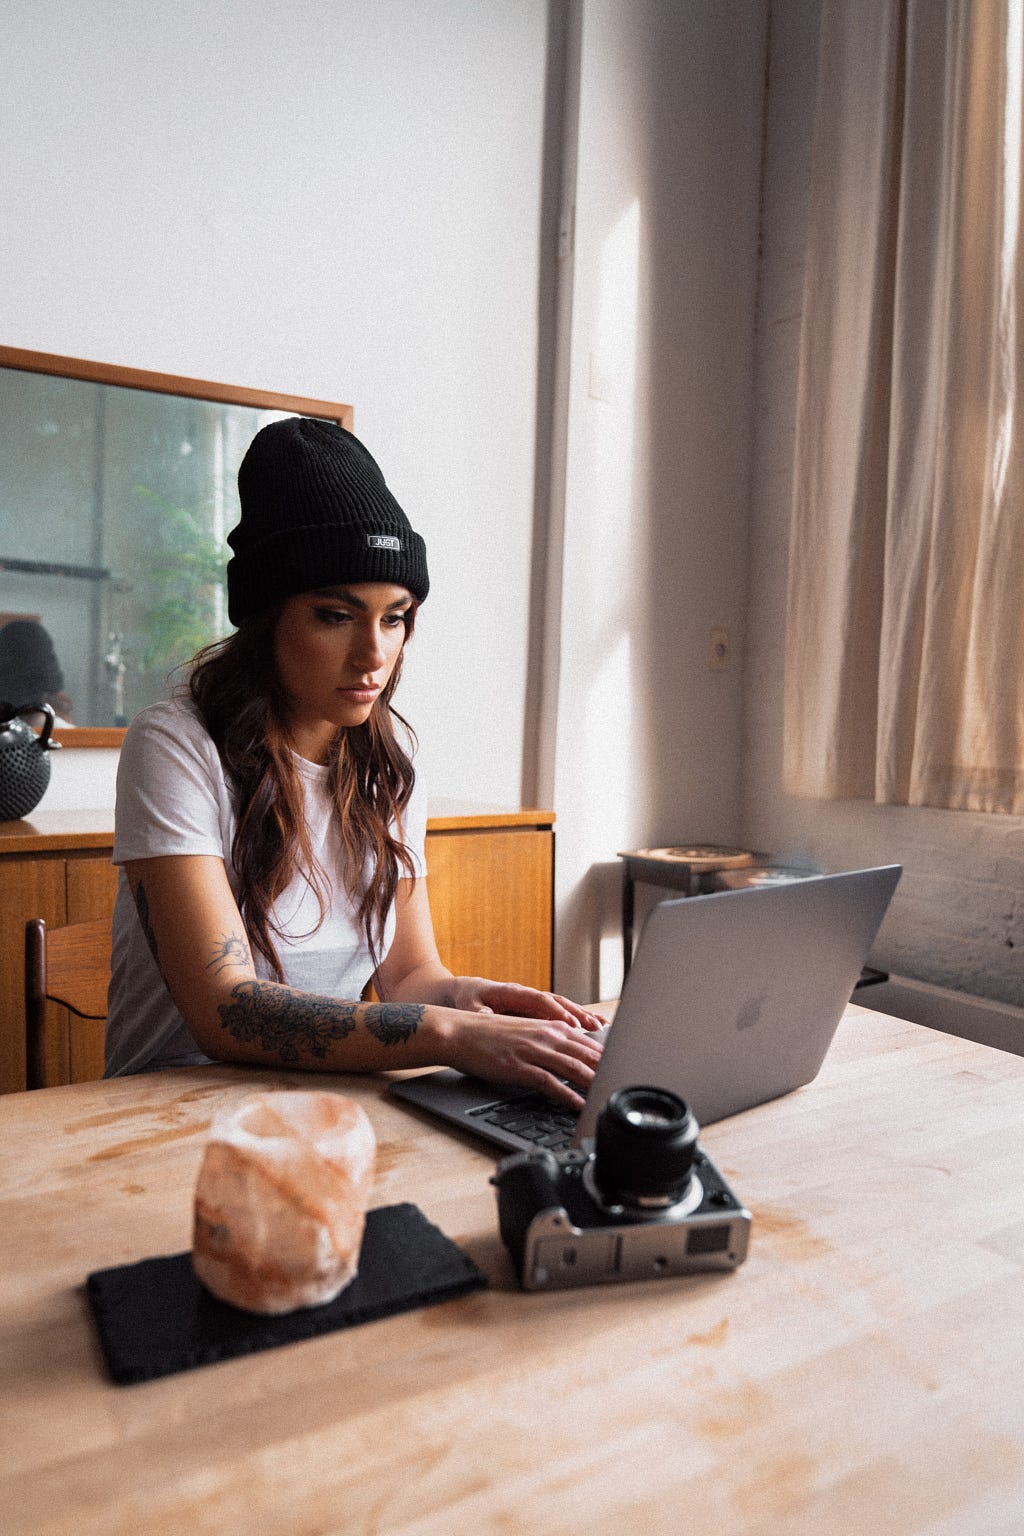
[{"x1": 86, "y1": 1201, "x2": 487, "y2": 1385}]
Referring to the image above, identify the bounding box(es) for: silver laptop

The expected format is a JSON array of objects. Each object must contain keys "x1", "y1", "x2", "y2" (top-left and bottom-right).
[{"x1": 388, "y1": 865, "x2": 901, "y2": 1152}]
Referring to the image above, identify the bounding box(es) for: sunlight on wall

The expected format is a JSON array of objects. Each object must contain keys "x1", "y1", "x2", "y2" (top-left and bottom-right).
[
  {"x1": 556, "y1": 196, "x2": 643, "y2": 1000},
  {"x1": 567, "y1": 198, "x2": 641, "y2": 838}
]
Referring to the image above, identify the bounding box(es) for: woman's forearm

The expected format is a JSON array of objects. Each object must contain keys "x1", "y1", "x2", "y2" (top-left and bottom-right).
[
  {"x1": 193, "y1": 974, "x2": 600, "y2": 1107},
  {"x1": 195, "y1": 978, "x2": 457, "y2": 1073},
  {"x1": 382, "y1": 959, "x2": 463, "y2": 1008},
  {"x1": 129, "y1": 853, "x2": 601, "y2": 1100}
]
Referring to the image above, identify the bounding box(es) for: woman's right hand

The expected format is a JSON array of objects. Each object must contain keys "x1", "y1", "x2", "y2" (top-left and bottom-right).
[{"x1": 440, "y1": 1010, "x2": 604, "y2": 1108}]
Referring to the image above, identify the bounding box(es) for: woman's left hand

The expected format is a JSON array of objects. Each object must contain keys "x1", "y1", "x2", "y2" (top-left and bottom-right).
[{"x1": 446, "y1": 976, "x2": 606, "y2": 1031}]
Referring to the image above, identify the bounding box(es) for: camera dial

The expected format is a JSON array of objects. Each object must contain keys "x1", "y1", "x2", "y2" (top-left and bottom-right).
[{"x1": 587, "y1": 1086, "x2": 702, "y2": 1216}]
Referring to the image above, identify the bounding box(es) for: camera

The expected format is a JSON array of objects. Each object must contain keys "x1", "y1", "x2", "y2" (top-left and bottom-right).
[{"x1": 490, "y1": 1086, "x2": 750, "y2": 1291}]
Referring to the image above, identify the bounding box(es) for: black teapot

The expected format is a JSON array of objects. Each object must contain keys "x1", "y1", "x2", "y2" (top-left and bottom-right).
[{"x1": 0, "y1": 702, "x2": 62, "y2": 820}]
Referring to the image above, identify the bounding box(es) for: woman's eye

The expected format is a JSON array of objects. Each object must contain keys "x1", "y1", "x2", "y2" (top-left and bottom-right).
[
  {"x1": 314, "y1": 607, "x2": 350, "y2": 625},
  {"x1": 384, "y1": 612, "x2": 409, "y2": 629}
]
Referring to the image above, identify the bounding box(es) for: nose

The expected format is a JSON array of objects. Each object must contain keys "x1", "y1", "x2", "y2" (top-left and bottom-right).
[{"x1": 352, "y1": 620, "x2": 388, "y2": 672}]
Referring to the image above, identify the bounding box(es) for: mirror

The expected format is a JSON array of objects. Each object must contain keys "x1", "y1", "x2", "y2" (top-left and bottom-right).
[{"x1": 0, "y1": 346, "x2": 352, "y2": 746}]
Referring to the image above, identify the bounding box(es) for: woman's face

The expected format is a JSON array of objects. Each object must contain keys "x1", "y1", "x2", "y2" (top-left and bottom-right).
[{"x1": 272, "y1": 582, "x2": 414, "y2": 761}]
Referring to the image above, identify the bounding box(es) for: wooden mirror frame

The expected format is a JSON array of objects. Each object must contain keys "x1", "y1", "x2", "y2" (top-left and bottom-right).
[{"x1": 0, "y1": 345, "x2": 353, "y2": 747}]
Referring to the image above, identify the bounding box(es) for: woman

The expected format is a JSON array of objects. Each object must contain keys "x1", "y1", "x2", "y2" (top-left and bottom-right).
[{"x1": 105, "y1": 416, "x2": 602, "y2": 1106}]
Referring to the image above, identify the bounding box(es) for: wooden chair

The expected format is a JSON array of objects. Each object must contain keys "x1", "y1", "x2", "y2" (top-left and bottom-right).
[{"x1": 24, "y1": 918, "x2": 111, "y2": 1089}]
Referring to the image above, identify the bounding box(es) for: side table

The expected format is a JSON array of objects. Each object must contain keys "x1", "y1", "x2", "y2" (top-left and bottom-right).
[
  {"x1": 618, "y1": 847, "x2": 890, "y2": 991},
  {"x1": 618, "y1": 845, "x2": 760, "y2": 978}
]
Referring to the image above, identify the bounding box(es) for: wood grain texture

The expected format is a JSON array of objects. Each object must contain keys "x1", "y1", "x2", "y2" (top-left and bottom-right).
[
  {"x1": 0, "y1": 806, "x2": 551, "y2": 851},
  {"x1": 65, "y1": 862, "x2": 118, "y2": 1085},
  {"x1": 2, "y1": 1006, "x2": 1024, "y2": 1534},
  {"x1": 426, "y1": 828, "x2": 553, "y2": 990},
  {"x1": 0, "y1": 811, "x2": 115, "y2": 854},
  {"x1": 4, "y1": 854, "x2": 118, "y2": 1091},
  {"x1": 65, "y1": 855, "x2": 119, "y2": 926},
  {"x1": 0, "y1": 857, "x2": 65, "y2": 1093},
  {"x1": 49, "y1": 728, "x2": 126, "y2": 749},
  {"x1": 425, "y1": 803, "x2": 555, "y2": 832},
  {"x1": 0, "y1": 344, "x2": 354, "y2": 429},
  {"x1": 27, "y1": 917, "x2": 113, "y2": 1092}
]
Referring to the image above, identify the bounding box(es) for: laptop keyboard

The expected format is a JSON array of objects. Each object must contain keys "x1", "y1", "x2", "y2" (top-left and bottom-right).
[{"x1": 469, "y1": 1093, "x2": 579, "y2": 1151}]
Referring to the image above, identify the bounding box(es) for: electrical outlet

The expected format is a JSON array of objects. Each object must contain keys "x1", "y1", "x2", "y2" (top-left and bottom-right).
[{"x1": 709, "y1": 628, "x2": 730, "y2": 671}]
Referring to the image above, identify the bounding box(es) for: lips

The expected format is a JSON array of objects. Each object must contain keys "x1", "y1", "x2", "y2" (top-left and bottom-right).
[{"x1": 337, "y1": 684, "x2": 380, "y2": 703}]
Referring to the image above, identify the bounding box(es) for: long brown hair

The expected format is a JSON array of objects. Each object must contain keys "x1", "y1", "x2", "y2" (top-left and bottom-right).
[{"x1": 187, "y1": 604, "x2": 418, "y2": 982}]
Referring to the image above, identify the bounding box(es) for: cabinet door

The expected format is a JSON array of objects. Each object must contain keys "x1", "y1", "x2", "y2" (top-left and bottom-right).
[
  {"x1": 0, "y1": 857, "x2": 66, "y2": 1094},
  {"x1": 425, "y1": 829, "x2": 553, "y2": 991},
  {"x1": 66, "y1": 854, "x2": 118, "y2": 1085}
]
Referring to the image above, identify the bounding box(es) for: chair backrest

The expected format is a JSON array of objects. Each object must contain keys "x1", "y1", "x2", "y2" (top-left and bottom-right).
[{"x1": 24, "y1": 917, "x2": 112, "y2": 1090}]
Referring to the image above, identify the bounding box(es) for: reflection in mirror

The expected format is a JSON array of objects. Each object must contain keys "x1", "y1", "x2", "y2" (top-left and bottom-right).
[{"x1": 0, "y1": 349, "x2": 351, "y2": 742}]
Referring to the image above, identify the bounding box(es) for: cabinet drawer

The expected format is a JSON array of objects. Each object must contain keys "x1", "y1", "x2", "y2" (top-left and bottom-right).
[
  {"x1": 0, "y1": 857, "x2": 67, "y2": 1094},
  {"x1": 426, "y1": 828, "x2": 553, "y2": 991}
]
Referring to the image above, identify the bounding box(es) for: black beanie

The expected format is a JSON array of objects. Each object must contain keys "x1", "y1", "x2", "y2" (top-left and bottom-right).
[{"x1": 226, "y1": 417, "x2": 429, "y2": 625}]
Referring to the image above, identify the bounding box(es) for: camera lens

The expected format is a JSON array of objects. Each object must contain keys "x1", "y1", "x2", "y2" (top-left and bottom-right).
[{"x1": 592, "y1": 1086, "x2": 699, "y2": 1209}]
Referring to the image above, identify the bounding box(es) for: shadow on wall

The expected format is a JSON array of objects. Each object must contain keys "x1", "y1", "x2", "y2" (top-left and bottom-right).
[
  {"x1": 558, "y1": 860, "x2": 628, "y2": 1003},
  {"x1": 546, "y1": 4, "x2": 767, "y2": 1002},
  {"x1": 861, "y1": 976, "x2": 1024, "y2": 1058},
  {"x1": 634, "y1": 8, "x2": 763, "y2": 844}
]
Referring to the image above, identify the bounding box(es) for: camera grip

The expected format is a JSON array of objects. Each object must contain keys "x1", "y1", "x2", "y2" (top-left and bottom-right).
[{"x1": 490, "y1": 1151, "x2": 565, "y2": 1273}]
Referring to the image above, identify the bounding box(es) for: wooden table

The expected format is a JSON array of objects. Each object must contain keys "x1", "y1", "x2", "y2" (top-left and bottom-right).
[{"x1": 4, "y1": 1004, "x2": 1024, "y2": 1535}]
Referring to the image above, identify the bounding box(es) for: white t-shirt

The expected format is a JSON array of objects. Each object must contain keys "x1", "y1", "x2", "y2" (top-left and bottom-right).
[{"x1": 104, "y1": 697, "x2": 427, "y2": 1076}]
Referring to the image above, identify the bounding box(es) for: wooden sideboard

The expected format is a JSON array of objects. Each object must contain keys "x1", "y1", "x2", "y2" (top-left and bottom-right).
[{"x1": 0, "y1": 804, "x2": 554, "y2": 1095}]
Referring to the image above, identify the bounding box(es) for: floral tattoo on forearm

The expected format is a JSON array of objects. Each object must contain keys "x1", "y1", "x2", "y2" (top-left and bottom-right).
[
  {"x1": 217, "y1": 981, "x2": 423, "y2": 1064},
  {"x1": 219, "y1": 982, "x2": 357, "y2": 1063},
  {"x1": 364, "y1": 1004, "x2": 424, "y2": 1046}
]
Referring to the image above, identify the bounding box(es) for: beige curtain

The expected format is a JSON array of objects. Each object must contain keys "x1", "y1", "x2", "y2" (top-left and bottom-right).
[{"x1": 785, "y1": 0, "x2": 1024, "y2": 814}]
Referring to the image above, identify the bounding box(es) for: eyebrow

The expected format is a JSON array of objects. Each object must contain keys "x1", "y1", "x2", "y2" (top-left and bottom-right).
[{"x1": 310, "y1": 587, "x2": 412, "y2": 611}]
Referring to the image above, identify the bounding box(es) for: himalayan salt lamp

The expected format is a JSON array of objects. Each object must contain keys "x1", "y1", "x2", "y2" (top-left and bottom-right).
[{"x1": 193, "y1": 1090, "x2": 376, "y2": 1314}]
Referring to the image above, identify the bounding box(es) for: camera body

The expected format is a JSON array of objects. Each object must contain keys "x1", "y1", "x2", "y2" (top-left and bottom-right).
[{"x1": 491, "y1": 1086, "x2": 750, "y2": 1291}]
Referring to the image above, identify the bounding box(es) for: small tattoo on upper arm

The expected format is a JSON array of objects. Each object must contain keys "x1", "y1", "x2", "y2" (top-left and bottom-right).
[
  {"x1": 207, "y1": 934, "x2": 251, "y2": 975},
  {"x1": 365, "y1": 1003, "x2": 424, "y2": 1045}
]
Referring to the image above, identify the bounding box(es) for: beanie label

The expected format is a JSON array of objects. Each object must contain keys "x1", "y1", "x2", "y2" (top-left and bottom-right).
[{"x1": 367, "y1": 534, "x2": 401, "y2": 551}]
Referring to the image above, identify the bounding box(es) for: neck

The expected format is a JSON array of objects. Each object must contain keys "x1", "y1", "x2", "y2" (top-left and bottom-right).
[{"x1": 286, "y1": 721, "x2": 337, "y2": 766}]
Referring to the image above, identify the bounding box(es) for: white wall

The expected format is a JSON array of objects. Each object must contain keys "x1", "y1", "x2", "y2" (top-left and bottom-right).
[
  {"x1": 4, "y1": 0, "x2": 770, "y2": 1008},
  {"x1": 550, "y1": 0, "x2": 767, "y2": 999},
  {"x1": 1, "y1": 0, "x2": 554, "y2": 809},
  {"x1": 742, "y1": 0, "x2": 1024, "y2": 1008},
  {"x1": 18, "y1": 2, "x2": 1006, "y2": 1014}
]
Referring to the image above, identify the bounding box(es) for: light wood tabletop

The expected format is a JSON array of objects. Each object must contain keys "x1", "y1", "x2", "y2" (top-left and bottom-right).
[{"x1": 3, "y1": 1003, "x2": 1024, "y2": 1535}]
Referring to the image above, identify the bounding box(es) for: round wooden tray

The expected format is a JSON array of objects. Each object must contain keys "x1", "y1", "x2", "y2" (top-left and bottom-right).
[{"x1": 621, "y1": 845, "x2": 756, "y2": 871}]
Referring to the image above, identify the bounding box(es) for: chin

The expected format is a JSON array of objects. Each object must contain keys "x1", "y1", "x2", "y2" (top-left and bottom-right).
[{"x1": 334, "y1": 702, "x2": 377, "y2": 728}]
